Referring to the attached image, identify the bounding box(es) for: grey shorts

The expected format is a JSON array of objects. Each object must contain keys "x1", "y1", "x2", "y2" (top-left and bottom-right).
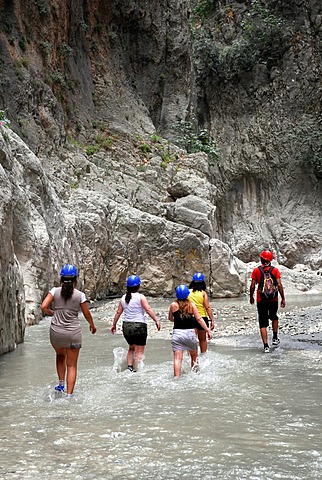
[
  {"x1": 171, "y1": 329, "x2": 198, "y2": 352},
  {"x1": 122, "y1": 322, "x2": 147, "y2": 346},
  {"x1": 50, "y1": 326, "x2": 82, "y2": 349}
]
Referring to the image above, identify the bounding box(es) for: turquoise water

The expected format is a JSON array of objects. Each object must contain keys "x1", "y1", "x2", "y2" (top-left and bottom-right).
[{"x1": 1, "y1": 296, "x2": 322, "y2": 479}]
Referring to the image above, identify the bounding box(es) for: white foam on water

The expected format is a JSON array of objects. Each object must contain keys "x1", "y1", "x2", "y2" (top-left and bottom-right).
[{"x1": 2, "y1": 300, "x2": 322, "y2": 479}]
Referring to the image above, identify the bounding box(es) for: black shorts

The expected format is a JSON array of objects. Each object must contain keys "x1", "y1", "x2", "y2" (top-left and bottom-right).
[
  {"x1": 257, "y1": 300, "x2": 279, "y2": 328},
  {"x1": 195, "y1": 316, "x2": 209, "y2": 331},
  {"x1": 122, "y1": 322, "x2": 147, "y2": 346}
]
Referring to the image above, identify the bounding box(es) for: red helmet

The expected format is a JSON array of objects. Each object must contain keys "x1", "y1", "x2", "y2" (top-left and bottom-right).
[{"x1": 260, "y1": 250, "x2": 273, "y2": 262}]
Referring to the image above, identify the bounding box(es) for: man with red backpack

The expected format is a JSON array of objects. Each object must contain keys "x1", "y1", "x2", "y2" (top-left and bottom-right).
[{"x1": 250, "y1": 250, "x2": 286, "y2": 353}]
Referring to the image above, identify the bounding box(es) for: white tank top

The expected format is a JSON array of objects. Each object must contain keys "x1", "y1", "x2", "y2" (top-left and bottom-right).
[{"x1": 121, "y1": 292, "x2": 147, "y2": 324}]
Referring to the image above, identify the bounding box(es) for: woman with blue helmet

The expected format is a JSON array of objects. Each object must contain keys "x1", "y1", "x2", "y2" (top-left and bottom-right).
[
  {"x1": 188, "y1": 272, "x2": 215, "y2": 353},
  {"x1": 168, "y1": 284, "x2": 213, "y2": 377},
  {"x1": 41, "y1": 264, "x2": 97, "y2": 397},
  {"x1": 110, "y1": 275, "x2": 160, "y2": 372}
]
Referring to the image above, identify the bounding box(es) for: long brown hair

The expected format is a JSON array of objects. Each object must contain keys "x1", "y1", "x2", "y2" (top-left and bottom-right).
[
  {"x1": 61, "y1": 276, "x2": 77, "y2": 301},
  {"x1": 176, "y1": 299, "x2": 193, "y2": 317}
]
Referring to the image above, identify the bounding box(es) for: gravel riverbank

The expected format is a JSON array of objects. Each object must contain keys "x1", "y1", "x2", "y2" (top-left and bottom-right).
[{"x1": 92, "y1": 294, "x2": 322, "y2": 344}]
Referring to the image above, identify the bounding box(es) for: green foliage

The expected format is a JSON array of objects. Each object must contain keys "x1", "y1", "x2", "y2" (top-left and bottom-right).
[
  {"x1": 58, "y1": 43, "x2": 73, "y2": 57},
  {"x1": 150, "y1": 133, "x2": 163, "y2": 143},
  {"x1": 15, "y1": 56, "x2": 30, "y2": 68},
  {"x1": 241, "y1": 0, "x2": 287, "y2": 64},
  {"x1": 160, "y1": 151, "x2": 176, "y2": 169},
  {"x1": 0, "y1": 111, "x2": 11, "y2": 141},
  {"x1": 139, "y1": 143, "x2": 152, "y2": 154},
  {"x1": 85, "y1": 134, "x2": 115, "y2": 156},
  {"x1": 51, "y1": 70, "x2": 65, "y2": 86},
  {"x1": 1, "y1": 129, "x2": 9, "y2": 142},
  {"x1": 172, "y1": 117, "x2": 219, "y2": 160},
  {"x1": 86, "y1": 144, "x2": 101, "y2": 156},
  {"x1": 136, "y1": 164, "x2": 146, "y2": 172},
  {"x1": 191, "y1": 0, "x2": 215, "y2": 19},
  {"x1": 14, "y1": 62, "x2": 24, "y2": 81},
  {"x1": 95, "y1": 134, "x2": 114, "y2": 150},
  {"x1": 18, "y1": 37, "x2": 26, "y2": 52},
  {"x1": 68, "y1": 137, "x2": 83, "y2": 148},
  {"x1": 40, "y1": 41, "x2": 52, "y2": 58},
  {"x1": 108, "y1": 31, "x2": 118, "y2": 41},
  {"x1": 192, "y1": 0, "x2": 290, "y2": 84},
  {"x1": 34, "y1": 0, "x2": 48, "y2": 14},
  {"x1": 289, "y1": 121, "x2": 322, "y2": 178}
]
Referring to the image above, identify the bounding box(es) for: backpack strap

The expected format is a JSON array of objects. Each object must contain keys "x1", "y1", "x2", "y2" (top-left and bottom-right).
[{"x1": 258, "y1": 265, "x2": 265, "y2": 291}]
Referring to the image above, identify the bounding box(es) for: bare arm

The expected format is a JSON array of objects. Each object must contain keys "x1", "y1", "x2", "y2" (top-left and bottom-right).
[
  {"x1": 80, "y1": 301, "x2": 97, "y2": 334},
  {"x1": 110, "y1": 301, "x2": 124, "y2": 334},
  {"x1": 168, "y1": 302, "x2": 176, "y2": 322},
  {"x1": 203, "y1": 292, "x2": 215, "y2": 329},
  {"x1": 41, "y1": 293, "x2": 54, "y2": 316},
  {"x1": 141, "y1": 295, "x2": 161, "y2": 331},
  {"x1": 277, "y1": 279, "x2": 286, "y2": 307},
  {"x1": 191, "y1": 303, "x2": 213, "y2": 340},
  {"x1": 249, "y1": 279, "x2": 256, "y2": 304}
]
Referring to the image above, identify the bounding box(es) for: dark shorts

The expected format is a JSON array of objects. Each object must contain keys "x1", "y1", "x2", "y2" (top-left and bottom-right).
[
  {"x1": 122, "y1": 322, "x2": 147, "y2": 347},
  {"x1": 257, "y1": 300, "x2": 279, "y2": 328},
  {"x1": 195, "y1": 316, "x2": 209, "y2": 331}
]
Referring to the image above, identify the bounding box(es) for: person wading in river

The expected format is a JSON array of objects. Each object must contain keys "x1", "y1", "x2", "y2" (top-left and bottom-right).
[
  {"x1": 110, "y1": 275, "x2": 161, "y2": 372},
  {"x1": 188, "y1": 272, "x2": 215, "y2": 354},
  {"x1": 169, "y1": 285, "x2": 213, "y2": 378},
  {"x1": 249, "y1": 250, "x2": 286, "y2": 353},
  {"x1": 41, "y1": 264, "x2": 97, "y2": 397}
]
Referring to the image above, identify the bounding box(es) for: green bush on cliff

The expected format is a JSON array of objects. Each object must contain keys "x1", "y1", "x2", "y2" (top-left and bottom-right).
[
  {"x1": 172, "y1": 117, "x2": 218, "y2": 160},
  {"x1": 0, "y1": 110, "x2": 11, "y2": 128},
  {"x1": 290, "y1": 121, "x2": 322, "y2": 179},
  {"x1": 192, "y1": 0, "x2": 291, "y2": 84}
]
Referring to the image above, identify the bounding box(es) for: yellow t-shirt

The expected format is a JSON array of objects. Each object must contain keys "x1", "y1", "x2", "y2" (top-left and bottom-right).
[{"x1": 188, "y1": 289, "x2": 207, "y2": 317}]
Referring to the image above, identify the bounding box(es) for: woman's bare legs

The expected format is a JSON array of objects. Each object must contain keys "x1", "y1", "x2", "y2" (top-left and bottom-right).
[
  {"x1": 174, "y1": 350, "x2": 183, "y2": 377},
  {"x1": 53, "y1": 346, "x2": 67, "y2": 383},
  {"x1": 66, "y1": 348, "x2": 80, "y2": 394},
  {"x1": 53, "y1": 346, "x2": 80, "y2": 393},
  {"x1": 134, "y1": 346, "x2": 145, "y2": 370},
  {"x1": 197, "y1": 330, "x2": 207, "y2": 353},
  {"x1": 127, "y1": 345, "x2": 135, "y2": 368},
  {"x1": 189, "y1": 349, "x2": 198, "y2": 369}
]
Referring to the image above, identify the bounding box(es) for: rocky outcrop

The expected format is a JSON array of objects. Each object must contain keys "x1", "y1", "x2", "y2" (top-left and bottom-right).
[
  {"x1": 0, "y1": 125, "x2": 244, "y2": 353},
  {"x1": 0, "y1": 1, "x2": 322, "y2": 354},
  {"x1": 191, "y1": 0, "x2": 322, "y2": 266}
]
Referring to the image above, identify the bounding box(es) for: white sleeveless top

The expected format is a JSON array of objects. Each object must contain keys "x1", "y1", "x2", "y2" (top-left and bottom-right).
[{"x1": 121, "y1": 292, "x2": 147, "y2": 324}]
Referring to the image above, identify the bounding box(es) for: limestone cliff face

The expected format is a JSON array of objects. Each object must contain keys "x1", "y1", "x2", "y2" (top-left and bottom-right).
[
  {"x1": 190, "y1": 0, "x2": 322, "y2": 266},
  {"x1": 0, "y1": 0, "x2": 322, "y2": 354}
]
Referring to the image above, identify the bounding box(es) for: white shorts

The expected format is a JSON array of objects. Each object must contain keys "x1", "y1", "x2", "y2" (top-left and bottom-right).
[{"x1": 171, "y1": 329, "x2": 198, "y2": 352}]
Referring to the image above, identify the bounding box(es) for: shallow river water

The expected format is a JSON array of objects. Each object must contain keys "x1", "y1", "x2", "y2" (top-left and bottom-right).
[{"x1": 1, "y1": 295, "x2": 322, "y2": 479}]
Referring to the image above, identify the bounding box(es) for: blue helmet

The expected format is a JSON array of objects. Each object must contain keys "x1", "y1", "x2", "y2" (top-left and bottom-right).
[
  {"x1": 126, "y1": 275, "x2": 141, "y2": 287},
  {"x1": 192, "y1": 272, "x2": 205, "y2": 282},
  {"x1": 60, "y1": 264, "x2": 78, "y2": 277},
  {"x1": 175, "y1": 284, "x2": 190, "y2": 300}
]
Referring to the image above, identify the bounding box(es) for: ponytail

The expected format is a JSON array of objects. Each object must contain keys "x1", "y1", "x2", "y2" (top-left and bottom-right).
[
  {"x1": 60, "y1": 276, "x2": 76, "y2": 301},
  {"x1": 124, "y1": 284, "x2": 140, "y2": 304}
]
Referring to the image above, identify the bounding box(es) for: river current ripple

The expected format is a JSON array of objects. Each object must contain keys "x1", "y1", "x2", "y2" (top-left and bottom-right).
[{"x1": 1, "y1": 294, "x2": 322, "y2": 479}]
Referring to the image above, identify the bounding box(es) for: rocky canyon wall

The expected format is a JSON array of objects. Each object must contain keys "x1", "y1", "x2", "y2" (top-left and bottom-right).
[{"x1": 0, "y1": 0, "x2": 322, "y2": 354}]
